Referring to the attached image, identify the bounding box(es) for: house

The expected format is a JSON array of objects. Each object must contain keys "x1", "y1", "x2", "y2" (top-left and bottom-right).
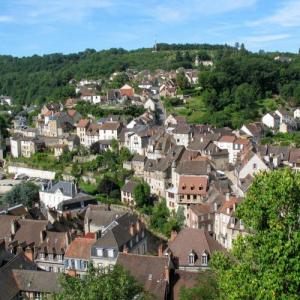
[
  {"x1": 90, "y1": 214, "x2": 147, "y2": 269},
  {"x1": 288, "y1": 148, "x2": 300, "y2": 171},
  {"x1": 120, "y1": 84, "x2": 134, "y2": 98},
  {"x1": 214, "y1": 196, "x2": 245, "y2": 249},
  {"x1": 187, "y1": 204, "x2": 215, "y2": 233},
  {"x1": 171, "y1": 124, "x2": 193, "y2": 147},
  {"x1": 10, "y1": 136, "x2": 44, "y2": 158},
  {"x1": 35, "y1": 231, "x2": 69, "y2": 273},
  {"x1": 144, "y1": 98, "x2": 156, "y2": 111},
  {"x1": 121, "y1": 180, "x2": 139, "y2": 206},
  {"x1": 0, "y1": 95, "x2": 12, "y2": 106},
  {"x1": 117, "y1": 253, "x2": 170, "y2": 300},
  {"x1": 0, "y1": 247, "x2": 61, "y2": 300},
  {"x1": 76, "y1": 119, "x2": 90, "y2": 144},
  {"x1": 84, "y1": 205, "x2": 125, "y2": 234},
  {"x1": 294, "y1": 108, "x2": 300, "y2": 119},
  {"x1": 99, "y1": 121, "x2": 121, "y2": 141},
  {"x1": 64, "y1": 237, "x2": 95, "y2": 277},
  {"x1": 164, "y1": 228, "x2": 224, "y2": 271},
  {"x1": 39, "y1": 181, "x2": 77, "y2": 210},
  {"x1": 165, "y1": 114, "x2": 187, "y2": 127},
  {"x1": 0, "y1": 216, "x2": 50, "y2": 256},
  {"x1": 261, "y1": 112, "x2": 280, "y2": 130},
  {"x1": 216, "y1": 135, "x2": 249, "y2": 164},
  {"x1": 159, "y1": 81, "x2": 177, "y2": 98},
  {"x1": 240, "y1": 122, "x2": 264, "y2": 144},
  {"x1": 131, "y1": 154, "x2": 146, "y2": 176},
  {"x1": 39, "y1": 181, "x2": 87, "y2": 211},
  {"x1": 236, "y1": 151, "x2": 269, "y2": 183}
]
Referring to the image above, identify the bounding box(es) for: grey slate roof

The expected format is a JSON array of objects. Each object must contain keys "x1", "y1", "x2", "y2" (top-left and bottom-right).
[
  {"x1": 46, "y1": 181, "x2": 76, "y2": 197},
  {"x1": 175, "y1": 160, "x2": 209, "y2": 176}
]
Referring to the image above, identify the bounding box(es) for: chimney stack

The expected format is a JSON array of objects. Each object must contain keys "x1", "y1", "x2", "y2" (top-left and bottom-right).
[
  {"x1": 25, "y1": 247, "x2": 34, "y2": 261},
  {"x1": 158, "y1": 243, "x2": 164, "y2": 257}
]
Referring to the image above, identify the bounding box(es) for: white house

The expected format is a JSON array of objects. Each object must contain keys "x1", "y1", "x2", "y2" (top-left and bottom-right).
[
  {"x1": 99, "y1": 121, "x2": 121, "y2": 141},
  {"x1": 294, "y1": 108, "x2": 300, "y2": 119},
  {"x1": 39, "y1": 181, "x2": 77, "y2": 210},
  {"x1": 144, "y1": 99, "x2": 156, "y2": 112},
  {"x1": 261, "y1": 112, "x2": 280, "y2": 130}
]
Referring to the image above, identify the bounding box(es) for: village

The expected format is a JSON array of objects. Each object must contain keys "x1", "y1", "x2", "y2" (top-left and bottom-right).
[{"x1": 1, "y1": 63, "x2": 300, "y2": 300}]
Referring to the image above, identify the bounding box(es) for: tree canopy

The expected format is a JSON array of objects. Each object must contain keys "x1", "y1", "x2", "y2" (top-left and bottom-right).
[
  {"x1": 211, "y1": 168, "x2": 300, "y2": 299},
  {"x1": 53, "y1": 264, "x2": 146, "y2": 300},
  {"x1": 133, "y1": 181, "x2": 151, "y2": 208},
  {"x1": 1, "y1": 181, "x2": 40, "y2": 207}
]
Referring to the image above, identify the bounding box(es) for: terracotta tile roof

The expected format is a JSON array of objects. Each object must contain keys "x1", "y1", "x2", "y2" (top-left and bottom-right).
[
  {"x1": 117, "y1": 253, "x2": 168, "y2": 300},
  {"x1": 65, "y1": 237, "x2": 94, "y2": 260},
  {"x1": 167, "y1": 228, "x2": 225, "y2": 267},
  {"x1": 234, "y1": 138, "x2": 250, "y2": 145},
  {"x1": 218, "y1": 197, "x2": 242, "y2": 215},
  {"x1": 178, "y1": 176, "x2": 208, "y2": 195},
  {"x1": 218, "y1": 135, "x2": 235, "y2": 143},
  {"x1": 77, "y1": 119, "x2": 90, "y2": 128}
]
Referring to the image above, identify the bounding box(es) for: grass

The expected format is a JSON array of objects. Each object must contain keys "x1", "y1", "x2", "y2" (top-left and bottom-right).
[{"x1": 79, "y1": 181, "x2": 98, "y2": 195}]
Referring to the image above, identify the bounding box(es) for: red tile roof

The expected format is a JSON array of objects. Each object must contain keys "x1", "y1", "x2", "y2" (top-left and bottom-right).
[
  {"x1": 178, "y1": 176, "x2": 208, "y2": 195},
  {"x1": 218, "y1": 135, "x2": 235, "y2": 143},
  {"x1": 218, "y1": 197, "x2": 241, "y2": 215},
  {"x1": 65, "y1": 237, "x2": 94, "y2": 260}
]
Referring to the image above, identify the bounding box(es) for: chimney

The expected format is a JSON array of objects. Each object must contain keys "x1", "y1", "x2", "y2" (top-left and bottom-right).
[
  {"x1": 164, "y1": 265, "x2": 170, "y2": 283},
  {"x1": 129, "y1": 223, "x2": 135, "y2": 236},
  {"x1": 40, "y1": 230, "x2": 46, "y2": 243},
  {"x1": 10, "y1": 220, "x2": 17, "y2": 236},
  {"x1": 158, "y1": 243, "x2": 164, "y2": 257},
  {"x1": 170, "y1": 230, "x2": 177, "y2": 242},
  {"x1": 25, "y1": 247, "x2": 34, "y2": 261}
]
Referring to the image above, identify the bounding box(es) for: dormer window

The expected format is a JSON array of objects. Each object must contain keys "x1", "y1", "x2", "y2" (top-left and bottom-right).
[
  {"x1": 201, "y1": 252, "x2": 208, "y2": 266},
  {"x1": 182, "y1": 185, "x2": 186, "y2": 190},
  {"x1": 191, "y1": 185, "x2": 195, "y2": 191},
  {"x1": 97, "y1": 248, "x2": 103, "y2": 257},
  {"x1": 199, "y1": 185, "x2": 203, "y2": 190},
  {"x1": 188, "y1": 251, "x2": 195, "y2": 265}
]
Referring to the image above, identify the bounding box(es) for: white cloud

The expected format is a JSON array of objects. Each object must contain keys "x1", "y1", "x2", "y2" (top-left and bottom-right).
[
  {"x1": 250, "y1": 0, "x2": 300, "y2": 27},
  {"x1": 0, "y1": 15, "x2": 14, "y2": 23},
  {"x1": 153, "y1": 0, "x2": 257, "y2": 23},
  {"x1": 8, "y1": 0, "x2": 115, "y2": 23},
  {"x1": 245, "y1": 34, "x2": 291, "y2": 44}
]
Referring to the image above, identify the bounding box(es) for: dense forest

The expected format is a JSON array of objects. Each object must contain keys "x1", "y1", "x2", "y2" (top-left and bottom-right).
[{"x1": 1, "y1": 43, "x2": 300, "y2": 128}]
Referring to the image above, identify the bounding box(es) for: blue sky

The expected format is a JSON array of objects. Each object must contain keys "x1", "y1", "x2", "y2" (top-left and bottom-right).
[{"x1": 1, "y1": 0, "x2": 300, "y2": 56}]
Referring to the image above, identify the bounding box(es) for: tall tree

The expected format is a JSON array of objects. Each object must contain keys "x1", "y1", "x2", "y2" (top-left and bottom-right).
[
  {"x1": 1, "y1": 181, "x2": 40, "y2": 207},
  {"x1": 211, "y1": 168, "x2": 300, "y2": 299},
  {"x1": 133, "y1": 181, "x2": 151, "y2": 208},
  {"x1": 54, "y1": 264, "x2": 146, "y2": 300}
]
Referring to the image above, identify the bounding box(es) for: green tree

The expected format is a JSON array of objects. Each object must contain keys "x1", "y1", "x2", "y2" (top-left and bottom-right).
[
  {"x1": 54, "y1": 264, "x2": 146, "y2": 300},
  {"x1": 110, "y1": 72, "x2": 129, "y2": 89},
  {"x1": 176, "y1": 70, "x2": 190, "y2": 90},
  {"x1": 133, "y1": 181, "x2": 151, "y2": 208},
  {"x1": 211, "y1": 168, "x2": 300, "y2": 299},
  {"x1": 234, "y1": 83, "x2": 257, "y2": 109},
  {"x1": 1, "y1": 181, "x2": 40, "y2": 207},
  {"x1": 180, "y1": 272, "x2": 219, "y2": 300}
]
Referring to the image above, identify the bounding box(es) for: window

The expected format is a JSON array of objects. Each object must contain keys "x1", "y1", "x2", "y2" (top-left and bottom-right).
[
  {"x1": 253, "y1": 163, "x2": 257, "y2": 170},
  {"x1": 187, "y1": 195, "x2": 190, "y2": 200},
  {"x1": 141, "y1": 230, "x2": 145, "y2": 238},
  {"x1": 193, "y1": 195, "x2": 197, "y2": 200},
  {"x1": 108, "y1": 249, "x2": 114, "y2": 258},
  {"x1": 71, "y1": 259, "x2": 75, "y2": 269},
  {"x1": 188, "y1": 253, "x2": 195, "y2": 265},
  {"x1": 57, "y1": 254, "x2": 63, "y2": 261},
  {"x1": 199, "y1": 186, "x2": 203, "y2": 190},
  {"x1": 135, "y1": 235, "x2": 139, "y2": 243},
  {"x1": 201, "y1": 253, "x2": 208, "y2": 265},
  {"x1": 97, "y1": 248, "x2": 103, "y2": 257},
  {"x1": 48, "y1": 253, "x2": 53, "y2": 260},
  {"x1": 39, "y1": 253, "x2": 45, "y2": 260}
]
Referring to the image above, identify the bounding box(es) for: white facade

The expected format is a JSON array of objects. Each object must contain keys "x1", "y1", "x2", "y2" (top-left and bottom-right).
[
  {"x1": 39, "y1": 188, "x2": 72, "y2": 210},
  {"x1": 99, "y1": 129, "x2": 118, "y2": 141},
  {"x1": 262, "y1": 113, "x2": 280, "y2": 129},
  {"x1": 144, "y1": 99, "x2": 156, "y2": 112},
  {"x1": 238, "y1": 153, "x2": 269, "y2": 180},
  {"x1": 10, "y1": 138, "x2": 21, "y2": 158}
]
